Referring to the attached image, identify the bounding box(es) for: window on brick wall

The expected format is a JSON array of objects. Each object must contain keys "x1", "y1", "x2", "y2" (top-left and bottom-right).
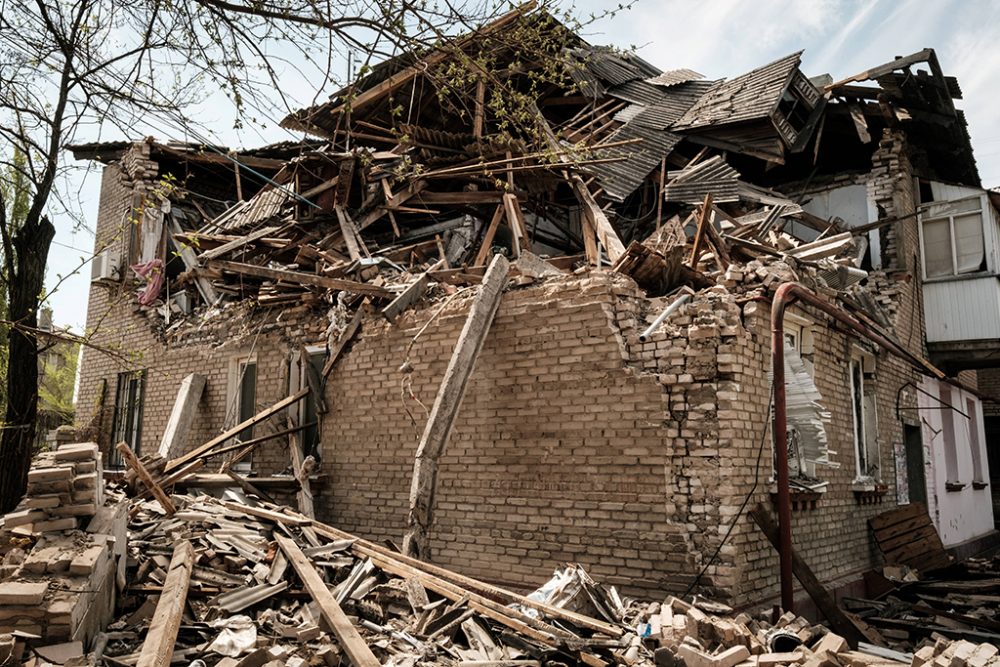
[
  {"x1": 849, "y1": 350, "x2": 880, "y2": 481},
  {"x1": 920, "y1": 196, "x2": 987, "y2": 279},
  {"x1": 226, "y1": 354, "x2": 257, "y2": 471},
  {"x1": 772, "y1": 317, "x2": 833, "y2": 482},
  {"x1": 300, "y1": 347, "x2": 325, "y2": 459},
  {"x1": 110, "y1": 370, "x2": 145, "y2": 467}
]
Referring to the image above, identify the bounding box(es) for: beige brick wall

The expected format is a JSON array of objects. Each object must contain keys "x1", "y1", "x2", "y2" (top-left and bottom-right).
[{"x1": 74, "y1": 134, "x2": 938, "y2": 608}]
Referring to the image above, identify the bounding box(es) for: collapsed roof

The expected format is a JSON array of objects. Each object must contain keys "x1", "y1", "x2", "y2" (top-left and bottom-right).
[{"x1": 70, "y1": 6, "x2": 980, "y2": 326}]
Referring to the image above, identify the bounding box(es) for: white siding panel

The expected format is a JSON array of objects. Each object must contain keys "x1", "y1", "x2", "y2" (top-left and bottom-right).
[{"x1": 923, "y1": 276, "x2": 1000, "y2": 342}]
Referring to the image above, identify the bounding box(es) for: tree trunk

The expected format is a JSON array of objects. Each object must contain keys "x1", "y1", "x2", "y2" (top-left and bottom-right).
[{"x1": 0, "y1": 215, "x2": 55, "y2": 513}]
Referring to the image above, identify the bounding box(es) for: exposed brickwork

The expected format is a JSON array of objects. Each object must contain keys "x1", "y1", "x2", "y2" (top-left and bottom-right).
[{"x1": 74, "y1": 133, "x2": 966, "y2": 610}]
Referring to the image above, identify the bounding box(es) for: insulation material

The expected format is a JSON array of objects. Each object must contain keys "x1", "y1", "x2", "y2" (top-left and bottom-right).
[{"x1": 770, "y1": 343, "x2": 832, "y2": 473}]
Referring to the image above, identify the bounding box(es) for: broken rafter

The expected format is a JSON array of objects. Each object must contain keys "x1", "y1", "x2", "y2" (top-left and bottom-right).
[
  {"x1": 688, "y1": 193, "x2": 714, "y2": 268},
  {"x1": 135, "y1": 540, "x2": 195, "y2": 667},
  {"x1": 313, "y1": 3, "x2": 537, "y2": 122},
  {"x1": 275, "y1": 535, "x2": 381, "y2": 667},
  {"x1": 402, "y1": 254, "x2": 510, "y2": 560},
  {"x1": 209, "y1": 260, "x2": 390, "y2": 297},
  {"x1": 164, "y1": 388, "x2": 310, "y2": 472},
  {"x1": 116, "y1": 442, "x2": 176, "y2": 515}
]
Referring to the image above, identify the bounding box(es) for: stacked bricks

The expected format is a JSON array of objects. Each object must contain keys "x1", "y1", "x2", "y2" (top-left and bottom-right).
[
  {"x1": 0, "y1": 443, "x2": 124, "y2": 644},
  {"x1": 2, "y1": 442, "x2": 103, "y2": 534}
]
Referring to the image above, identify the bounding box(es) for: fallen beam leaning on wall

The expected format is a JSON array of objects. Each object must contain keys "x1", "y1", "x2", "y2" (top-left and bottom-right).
[{"x1": 401, "y1": 253, "x2": 510, "y2": 559}]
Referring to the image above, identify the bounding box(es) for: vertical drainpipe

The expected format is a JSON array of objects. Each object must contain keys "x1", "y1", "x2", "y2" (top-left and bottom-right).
[
  {"x1": 770, "y1": 283, "x2": 797, "y2": 613},
  {"x1": 769, "y1": 280, "x2": 948, "y2": 613}
]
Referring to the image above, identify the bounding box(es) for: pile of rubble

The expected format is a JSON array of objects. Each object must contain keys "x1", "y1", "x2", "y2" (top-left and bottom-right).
[
  {"x1": 0, "y1": 445, "x2": 996, "y2": 667},
  {"x1": 67, "y1": 4, "x2": 953, "y2": 337},
  {"x1": 0, "y1": 442, "x2": 124, "y2": 648}
]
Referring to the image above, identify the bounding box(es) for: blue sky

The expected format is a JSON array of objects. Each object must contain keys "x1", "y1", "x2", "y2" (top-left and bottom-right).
[{"x1": 44, "y1": 0, "x2": 1000, "y2": 332}]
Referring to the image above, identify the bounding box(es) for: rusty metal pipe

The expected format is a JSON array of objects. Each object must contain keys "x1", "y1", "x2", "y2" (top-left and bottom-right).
[{"x1": 770, "y1": 281, "x2": 949, "y2": 612}]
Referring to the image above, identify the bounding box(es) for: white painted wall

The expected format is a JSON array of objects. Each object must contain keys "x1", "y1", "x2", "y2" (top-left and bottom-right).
[
  {"x1": 800, "y1": 183, "x2": 881, "y2": 266},
  {"x1": 923, "y1": 276, "x2": 1000, "y2": 342},
  {"x1": 918, "y1": 377, "x2": 994, "y2": 547}
]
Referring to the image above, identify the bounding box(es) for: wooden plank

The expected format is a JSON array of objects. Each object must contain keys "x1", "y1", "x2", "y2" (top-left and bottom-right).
[
  {"x1": 222, "y1": 501, "x2": 311, "y2": 526},
  {"x1": 311, "y1": 520, "x2": 624, "y2": 639},
  {"x1": 402, "y1": 254, "x2": 510, "y2": 559},
  {"x1": 274, "y1": 535, "x2": 380, "y2": 667},
  {"x1": 224, "y1": 469, "x2": 275, "y2": 503},
  {"x1": 135, "y1": 540, "x2": 194, "y2": 667},
  {"x1": 168, "y1": 218, "x2": 219, "y2": 306},
  {"x1": 116, "y1": 442, "x2": 176, "y2": 515},
  {"x1": 750, "y1": 504, "x2": 866, "y2": 648},
  {"x1": 688, "y1": 194, "x2": 714, "y2": 267},
  {"x1": 164, "y1": 388, "x2": 309, "y2": 472},
  {"x1": 877, "y1": 524, "x2": 940, "y2": 554},
  {"x1": 157, "y1": 374, "x2": 206, "y2": 460},
  {"x1": 571, "y1": 176, "x2": 625, "y2": 262},
  {"x1": 382, "y1": 273, "x2": 430, "y2": 322},
  {"x1": 871, "y1": 514, "x2": 931, "y2": 542},
  {"x1": 502, "y1": 194, "x2": 531, "y2": 249},
  {"x1": 335, "y1": 206, "x2": 363, "y2": 262},
  {"x1": 139, "y1": 460, "x2": 204, "y2": 500},
  {"x1": 869, "y1": 503, "x2": 929, "y2": 531},
  {"x1": 196, "y1": 226, "x2": 279, "y2": 262},
  {"x1": 209, "y1": 260, "x2": 390, "y2": 297},
  {"x1": 474, "y1": 205, "x2": 506, "y2": 267},
  {"x1": 415, "y1": 191, "x2": 504, "y2": 205}
]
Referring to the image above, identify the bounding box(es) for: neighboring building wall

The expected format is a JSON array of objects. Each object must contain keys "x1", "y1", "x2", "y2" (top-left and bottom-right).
[{"x1": 918, "y1": 377, "x2": 994, "y2": 545}]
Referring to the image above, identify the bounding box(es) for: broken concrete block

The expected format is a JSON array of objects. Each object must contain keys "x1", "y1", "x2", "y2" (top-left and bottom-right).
[
  {"x1": 913, "y1": 645, "x2": 938, "y2": 667},
  {"x1": 33, "y1": 518, "x2": 77, "y2": 533},
  {"x1": 27, "y1": 467, "x2": 74, "y2": 483},
  {"x1": 715, "y1": 646, "x2": 752, "y2": 667},
  {"x1": 0, "y1": 581, "x2": 48, "y2": 605},
  {"x1": 814, "y1": 633, "x2": 848, "y2": 655},
  {"x1": 3, "y1": 509, "x2": 45, "y2": 528},
  {"x1": 69, "y1": 544, "x2": 107, "y2": 576},
  {"x1": 52, "y1": 443, "x2": 99, "y2": 461},
  {"x1": 969, "y1": 645, "x2": 1000, "y2": 667},
  {"x1": 34, "y1": 640, "x2": 84, "y2": 665},
  {"x1": 23, "y1": 495, "x2": 61, "y2": 510},
  {"x1": 678, "y1": 644, "x2": 715, "y2": 667}
]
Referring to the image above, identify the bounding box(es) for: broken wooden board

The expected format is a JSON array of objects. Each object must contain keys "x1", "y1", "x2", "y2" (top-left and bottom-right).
[
  {"x1": 164, "y1": 388, "x2": 309, "y2": 472},
  {"x1": 116, "y1": 442, "x2": 176, "y2": 515},
  {"x1": 402, "y1": 254, "x2": 510, "y2": 559},
  {"x1": 135, "y1": 540, "x2": 194, "y2": 667},
  {"x1": 869, "y1": 503, "x2": 952, "y2": 574},
  {"x1": 274, "y1": 535, "x2": 380, "y2": 667},
  {"x1": 209, "y1": 260, "x2": 390, "y2": 297},
  {"x1": 157, "y1": 374, "x2": 206, "y2": 460}
]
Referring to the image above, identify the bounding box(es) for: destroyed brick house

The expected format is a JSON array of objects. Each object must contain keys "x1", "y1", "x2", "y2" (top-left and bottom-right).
[{"x1": 69, "y1": 6, "x2": 1000, "y2": 615}]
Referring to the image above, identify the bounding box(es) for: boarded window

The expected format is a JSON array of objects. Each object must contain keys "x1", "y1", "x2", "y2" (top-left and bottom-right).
[
  {"x1": 237, "y1": 359, "x2": 257, "y2": 442},
  {"x1": 775, "y1": 339, "x2": 831, "y2": 480},
  {"x1": 301, "y1": 351, "x2": 325, "y2": 458}
]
